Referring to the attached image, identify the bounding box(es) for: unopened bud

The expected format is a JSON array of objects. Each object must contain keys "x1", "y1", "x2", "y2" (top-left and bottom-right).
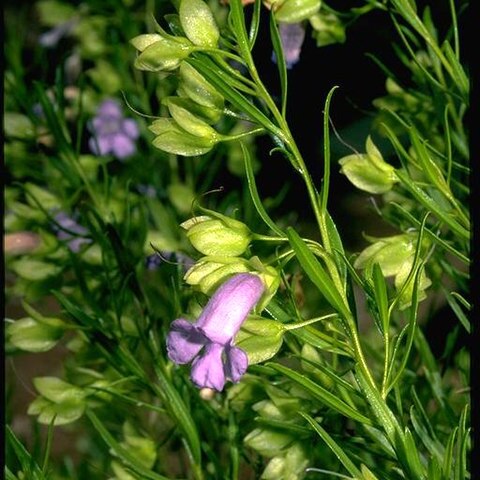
[
  {"x1": 181, "y1": 215, "x2": 252, "y2": 256},
  {"x1": 339, "y1": 136, "x2": 397, "y2": 194}
]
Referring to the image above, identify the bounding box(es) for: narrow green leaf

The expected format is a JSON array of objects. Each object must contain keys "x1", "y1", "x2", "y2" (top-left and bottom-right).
[
  {"x1": 300, "y1": 412, "x2": 363, "y2": 478},
  {"x1": 442, "y1": 427, "x2": 458, "y2": 477},
  {"x1": 395, "y1": 169, "x2": 469, "y2": 240},
  {"x1": 243, "y1": 143, "x2": 284, "y2": 236},
  {"x1": 403, "y1": 427, "x2": 426, "y2": 479},
  {"x1": 390, "y1": 202, "x2": 468, "y2": 264},
  {"x1": 455, "y1": 406, "x2": 470, "y2": 480},
  {"x1": 371, "y1": 263, "x2": 389, "y2": 335},
  {"x1": 87, "y1": 411, "x2": 169, "y2": 480},
  {"x1": 152, "y1": 364, "x2": 202, "y2": 465},
  {"x1": 6, "y1": 426, "x2": 45, "y2": 480},
  {"x1": 229, "y1": 0, "x2": 254, "y2": 62},
  {"x1": 267, "y1": 363, "x2": 373, "y2": 426},
  {"x1": 286, "y1": 227, "x2": 349, "y2": 318},
  {"x1": 269, "y1": 13, "x2": 288, "y2": 117},
  {"x1": 321, "y1": 86, "x2": 339, "y2": 216},
  {"x1": 324, "y1": 210, "x2": 347, "y2": 282},
  {"x1": 386, "y1": 262, "x2": 423, "y2": 393},
  {"x1": 53, "y1": 291, "x2": 99, "y2": 330},
  {"x1": 442, "y1": 40, "x2": 469, "y2": 98},
  {"x1": 248, "y1": 0, "x2": 262, "y2": 49},
  {"x1": 409, "y1": 405, "x2": 444, "y2": 461},
  {"x1": 445, "y1": 290, "x2": 471, "y2": 333},
  {"x1": 5, "y1": 466, "x2": 18, "y2": 480}
]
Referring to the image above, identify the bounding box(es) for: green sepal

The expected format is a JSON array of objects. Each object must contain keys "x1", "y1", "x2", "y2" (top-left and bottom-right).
[
  {"x1": 274, "y1": 0, "x2": 321, "y2": 23},
  {"x1": 235, "y1": 317, "x2": 285, "y2": 364},
  {"x1": 179, "y1": 0, "x2": 220, "y2": 47},
  {"x1": 178, "y1": 62, "x2": 224, "y2": 110},
  {"x1": 6, "y1": 316, "x2": 66, "y2": 353},
  {"x1": 339, "y1": 136, "x2": 397, "y2": 194},
  {"x1": 149, "y1": 118, "x2": 216, "y2": 156},
  {"x1": 162, "y1": 97, "x2": 221, "y2": 136},
  {"x1": 132, "y1": 35, "x2": 193, "y2": 72}
]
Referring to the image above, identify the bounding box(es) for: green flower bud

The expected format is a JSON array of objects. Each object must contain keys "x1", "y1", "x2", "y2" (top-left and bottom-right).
[
  {"x1": 179, "y1": 0, "x2": 220, "y2": 48},
  {"x1": 355, "y1": 233, "x2": 432, "y2": 309},
  {"x1": 261, "y1": 443, "x2": 309, "y2": 479},
  {"x1": 394, "y1": 260, "x2": 432, "y2": 310},
  {"x1": 309, "y1": 11, "x2": 346, "y2": 47},
  {"x1": 131, "y1": 34, "x2": 193, "y2": 72},
  {"x1": 6, "y1": 316, "x2": 66, "y2": 353},
  {"x1": 354, "y1": 234, "x2": 415, "y2": 277},
  {"x1": 274, "y1": 0, "x2": 321, "y2": 23},
  {"x1": 12, "y1": 257, "x2": 62, "y2": 281},
  {"x1": 184, "y1": 256, "x2": 251, "y2": 294},
  {"x1": 253, "y1": 400, "x2": 284, "y2": 419},
  {"x1": 163, "y1": 97, "x2": 220, "y2": 137},
  {"x1": 339, "y1": 136, "x2": 397, "y2": 194},
  {"x1": 24, "y1": 182, "x2": 60, "y2": 211},
  {"x1": 167, "y1": 182, "x2": 196, "y2": 215},
  {"x1": 181, "y1": 215, "x2": 252, "y2": 256},
  {"x1": 249, "y1": 257, "x2": 281, "y2": 310},
  {"x1": 179, "y1": 62, "x2": 224, "y2": 110},
  {"x1": 244, "y1": 428, "x2": 293, "y2": 457},
  {"x1": 262, "y1": 457, "x2": 286, "y2": 479},
  {"x1": 4, "y1": 112, "x2": 35, "y2": 140},
  {"x1": 121, "y1": 422, "x2": 157, "y2": 469},
  {"x1": 235, "y1": 317, "x2": 285, "y2": 364},
  {"x1": 149, "y1": 118, "x2": 216, "y2": 156},
  {"x1": 28, "y1": 377, "x2": 86, "y2": 425}
]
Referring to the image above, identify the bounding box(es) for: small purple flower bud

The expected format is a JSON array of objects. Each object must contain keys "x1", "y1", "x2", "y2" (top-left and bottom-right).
[
  {"x1": 52, "y1": 212, "x2": 91, "y2": 252},
  {"x1": 166, "y1": 273, "x2": 265, "y2": 391},
  {"x1": 38, "y1": 19, "x2": 78, "y2": 49},
  {"x1": 145, "y1": 251, "x2": 195, "y2": 271},
  {"x1": 272, "y1": 22, "x2": 306, "y2": 69},
  {"x1": 88, "y1": 99, "x2": 140, "y2": 160}
]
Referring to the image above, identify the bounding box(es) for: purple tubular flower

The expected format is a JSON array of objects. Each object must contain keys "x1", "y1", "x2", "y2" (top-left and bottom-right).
[
  {"x1": 166, "y1": 273, "x2": 265, "y2": 391},
  {"x1": 53, "y1": 212, "x2": 91, "y2": 252},
  {"x1": 88, "y1": 99, "x2": 140, "y2": 160},
  {"x1": 272, "y1": 22, "x2": 306, "y2": 69}
]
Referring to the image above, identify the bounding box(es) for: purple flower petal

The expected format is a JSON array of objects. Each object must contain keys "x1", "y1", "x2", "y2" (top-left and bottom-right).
[
  {"x1": 122, "y1": 118, "x2": 140, "y2": 139},
  {"x1": 272, "y1": 22, "x2": 306, "y2": 69},
  {"x1": 89, "y1": 135, "x2": 113, "y2": 156},
  {"x1": 111, "y1": 134, "x2": 136, "y2": 159},
  {"x1": 190, "y1": 343, "x2": 226, "y2": 391},
  {"x1": 97, "y1": 99, "x2": 123, "y2": 118},
  {"x1": 196, "y1": 273, "x2": 264, "y2": 344},
  {"x1": 166, "y1": 319, "x2": 207, "y2": 364},
  {"x1": 67, "y1": 237, "x2": 90, "y2": 253},
  {"x1": 224, "y1": 345, "x2": 248, "y2": 383}
]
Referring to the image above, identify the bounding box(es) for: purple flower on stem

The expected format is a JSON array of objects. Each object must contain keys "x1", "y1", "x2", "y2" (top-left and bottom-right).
[
  {"x1": 88, "y1": 99, "x2": 140, "y2": 160},
  {"x1": 53, "y1": 212, "x2": 91, "y2": 252},
  {"x1": 145, "y1": 251, "x2": 195, "y2": 272},
  {"x1": 166, "y1": 273, "x2": 265, "y2": 391},
  {"x1": 272, "y1": 22, "x2": 306, "y2": 69}
]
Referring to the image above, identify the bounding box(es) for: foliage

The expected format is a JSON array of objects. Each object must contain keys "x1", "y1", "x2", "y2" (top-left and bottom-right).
[{"x1": 5, "y1": 0, "x2": 470, "y2": 479}]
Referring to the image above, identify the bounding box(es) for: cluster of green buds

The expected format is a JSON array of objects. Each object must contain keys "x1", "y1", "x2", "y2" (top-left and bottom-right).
[
  {"x1": 181, "y1": 213, "x2": 281, "y2": 308},
  {"x1": 130, "y1": 0, "x2": 219, "y2": 71},
  {"x1": 354, "y1": 233, "x2": 432, "y2": 309},
  {"x1": 131, "y1": 0, "x2": 246, "y2": 156},
  {"x1": 243, "y1": 385, "x2": 310, "y2": 479}
]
